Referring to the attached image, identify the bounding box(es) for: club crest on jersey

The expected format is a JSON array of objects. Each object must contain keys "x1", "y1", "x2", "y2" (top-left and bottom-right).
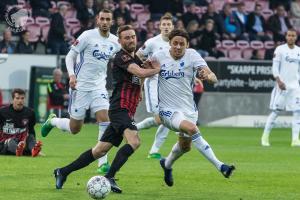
[
  {"x1": 92, "y1": 50, "x2": 110, "y2": 61},
  {"x1": 121, "y1": 54, "x2": 131, "y2": 62},
  {"x1": 22, "y1": 119, "x2": 28, "y2": 126},
  {"x1": 160, "y1": 69, "x2": 185, "y2": 80}
]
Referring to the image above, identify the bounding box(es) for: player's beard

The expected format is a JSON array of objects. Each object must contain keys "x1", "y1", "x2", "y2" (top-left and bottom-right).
[{"x1": 124, "y1": 43, "x2": 136, "y2": 53}]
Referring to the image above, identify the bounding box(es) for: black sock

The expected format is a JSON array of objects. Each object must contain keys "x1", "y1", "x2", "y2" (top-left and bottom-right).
[
  {"x1": 60, "y1": 148, "x2": 95, "y2": 176},
  {"x1": 105, "y1": 144, "x2": 134, "y2": 178}
]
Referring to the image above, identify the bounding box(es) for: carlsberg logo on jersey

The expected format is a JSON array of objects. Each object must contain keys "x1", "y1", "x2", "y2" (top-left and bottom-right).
[
  {"x1": 160, "y1": 70, "x2": 185, "y2": 80},
  {"x1": 93, "y1": 50, "x2": 110, "y2": 61}
]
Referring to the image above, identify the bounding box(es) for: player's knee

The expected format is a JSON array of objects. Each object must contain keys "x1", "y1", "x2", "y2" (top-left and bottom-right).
[
  {"x1": 186, "y1": 125, "x2": 198, "y2": 135},
  {"x1": 129, "y1": 138, "x2": 140, "y2": 150},
  {"x1": 70, "y1": 127, "x2": 80, "y2": 134},
  {"x1": 92, "y1": 147, "x2": 106, "y2": 159}
]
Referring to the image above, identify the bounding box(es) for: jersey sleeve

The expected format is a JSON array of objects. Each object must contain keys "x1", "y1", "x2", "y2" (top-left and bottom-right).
[
  {"x1": 190, "y1": 49, "x2": 207, "y2": 69},
  {"x1": 115, "y1": 53, "x2": 135, "y2": 70},
  {"x1": 137, "y1": 39, "x2": 153, "y2": 58},
  {"x1": 272, "y1": 47, "x2": 281, "y2": 78},
  {"x1": 71, "y1": 31, "x2": 89, "y2": 53}
]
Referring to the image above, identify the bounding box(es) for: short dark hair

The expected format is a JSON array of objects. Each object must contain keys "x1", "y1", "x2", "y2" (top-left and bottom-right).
[
  {"x1": 168, "y1": 29, "x2": 190, "y2": 42},
  {"x1": 287, "y1": 28, "x2": 297, "y2": 34},
  {"x1": 11, "y1": 88, "x2": 25, "y2": 99},
  {"x1": 117, "y1": 25, "x2": 134, "y2": 38}
]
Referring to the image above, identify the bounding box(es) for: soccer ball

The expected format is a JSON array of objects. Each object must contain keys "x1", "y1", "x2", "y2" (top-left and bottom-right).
[{"x1": 86, "y1": 176, "x2": 111, "y2": 199}]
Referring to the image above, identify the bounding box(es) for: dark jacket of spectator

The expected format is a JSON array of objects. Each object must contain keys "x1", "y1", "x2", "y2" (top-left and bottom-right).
[
  {"x1": 201, "y1": 12, "x2": 224, "y2": 35},
  {"x1": 30, "y1": 0, "x2": 52, "y2": 17},
  {"x1": 77, "y1": 0, "x2": 97, "y2": 23},
  {"x1": 47, "y1": 81, "x2": 67, "y2": 106},
  {"x1": 267, "y1": 14, "x2": 292, "y2": 41},
  {"x1": 15, "y1": 41, "x2": 33, "y2": 54},
  {"x1": 48, "y1": 13, "x2": 66, "y2": 42},
  {"x1": 246, "y1": 12, "x2": 267, "y2": 34},
  {"x1": 113, "y1": 0, "x2": 132, "y2": 24}
]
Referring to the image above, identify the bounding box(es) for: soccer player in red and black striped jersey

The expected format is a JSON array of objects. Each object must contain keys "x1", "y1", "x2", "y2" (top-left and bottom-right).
[
  {"x1": 0, "y1": 88, "x2": 42, "y2": 157},
  {"x1": 54, "y1": 25, "x2": 160, "y2": 193}
]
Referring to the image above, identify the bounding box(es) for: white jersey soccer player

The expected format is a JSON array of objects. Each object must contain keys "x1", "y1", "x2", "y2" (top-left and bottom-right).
[
  {"x1": 152, "y1": 29, "x2": 235, "y2": 186},
  {"x1": 262, "y1": 29, "x2": 300, "y2": 147},
  {"x1": 136, "y1": 13, "x2": 174, "y2": 159},
  {"x1": 41, "y1": 10, "x2": 121, "y2": 174}
]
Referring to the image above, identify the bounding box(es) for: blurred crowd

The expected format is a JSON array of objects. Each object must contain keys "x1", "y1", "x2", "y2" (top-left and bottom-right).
[{"x1": 0, "y1": 0, "x2": 299, "y2": 60}]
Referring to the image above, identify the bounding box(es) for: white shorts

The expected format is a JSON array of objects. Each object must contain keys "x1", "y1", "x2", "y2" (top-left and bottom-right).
[
  {"x1": 144, "y1": 77, "x2": 158, "y2": 114},
  {"x1": 269, "y1": 87, "x2": 300, "y2": 111},
  {"x1": 159, "y1": 108, "x2": 198, "y2": 132},
  {"x1": 68, "y1": 89, "x2": 109, "y2": 120}
]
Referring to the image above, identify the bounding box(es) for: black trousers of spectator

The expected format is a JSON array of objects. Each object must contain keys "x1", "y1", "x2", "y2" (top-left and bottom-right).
[
  {"x1": 0, "y1": 135, "x2": 36, "y2": 155},
  {"x1": 47, "y1": 40, "x2": 68, "y2": 55}
]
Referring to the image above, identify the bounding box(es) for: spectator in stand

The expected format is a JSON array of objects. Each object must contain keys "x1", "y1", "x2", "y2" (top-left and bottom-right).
[
  {"x1": 251, "y1": 49, "x2": 265, "y2": 60},
  {"x1": 15, "y1": 30, "x2": 33, "y2": 54},
  {"x1": 175, "y1": 19, "x2": 185, "y2": 29},
  {"x1": 168, "y1": 0, "x2": 184, "y2": 19},
  {"x1": 233, "y1": 2, "x2": 248, "y2": 39},
  {"x1": 193, "y1": 77, "x2": 204, "y2": 109},
  {"x1": 47, "y1": 5, "x2": 69, "y2": 55},
  {"x1": 268, "y1": 5, "x2": 292, "y2": 42},
  {"x1": 111, "y1": 15, "x2": 126, "y2": 35},
  {"x1": 30, "y1": 0, "x2": 55, "y2": 18},
  {"x1": 200, "y1": 3, "x2": 224, "y2": 39},
  {"x1": 221, "y1": 3, "x2": 244, "y2": 40},
  {"x1": 290, "y1": 0, "x2": 300, "y2": 28},
  {"x1": 77, "y1": 0, "x2": 98, "y2": 24},
  {"x1": 74, "y1": 19, "x2": 94, "y2": 39},
  {"x1": 246, "y1": 3, "x2": 271, "y2": 41},
  {"x1": 113, "y1": 0, "x2": 132, "y2": 24},
  {"x1": 139, "y1": 19, "x2": 158, "y2": 43},
  {"x1": 0, "y1": 29, "x2": 16, "y2": 54},
  {"x1": 47, "y1": 68, "x2": 69, "y2": 117},
  {"x1": 148, "y1": 0, "x2": 169, "y2": 20},
  {"x1": 269, "y1": 0, "x2": 291, "y2": 11},
  {"x1": 181, "y1": 2, "x2": 200, "y2": 27},
  {"x1": 95, "y1": 0, "x2": 112, "y2": 12},
  {"x1": 198, "y1": 19, "x2": 224, "y2": 58},
  {"x1": 186, "y1": 20, "x2": 204, "y2": 55},
  {"x1": 0, "y1": 0, "x2": 17, "y2": 21}
]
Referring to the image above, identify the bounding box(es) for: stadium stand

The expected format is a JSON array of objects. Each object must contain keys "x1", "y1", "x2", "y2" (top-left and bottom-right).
[{"x1": 0, "y1": 0, "x2": 299, "y2": 59}]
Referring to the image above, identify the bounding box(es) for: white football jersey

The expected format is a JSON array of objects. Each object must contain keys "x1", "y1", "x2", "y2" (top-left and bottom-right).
[
  {"x1": 137, "y1": 34, "x2": 170, "y2": 82},
  {"x1": 273, "y1": 44, "x2": 300, "y2": 90},
  {"x1": 71, "y1": 28, "x2": 121, "y2": 91},
  {"x1": 152, "y1": 48, "x2": 207, "y2": 114}
]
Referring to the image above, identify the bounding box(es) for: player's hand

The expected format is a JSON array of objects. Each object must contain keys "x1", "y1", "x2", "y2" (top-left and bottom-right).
[
  {"x1": 142, "y1": 60, "x2": 152, "y2": 69},
  {"x1": 277, "y1": 79, "x2": 286, "y2": 90},
  {"x1": 69, "y1": 75, "x2": 77, "y2": 89},
  {"x1": 150, "y1": 59, "x2": 160, "y2": 70},
  {"x1": 199, "y1": 68, "x2": 218, "y2": 84}
]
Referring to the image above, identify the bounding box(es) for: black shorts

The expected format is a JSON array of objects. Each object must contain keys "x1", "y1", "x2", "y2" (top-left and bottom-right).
[{"x1": 100, "y1": 109, "x2": 137, "y2": 147}]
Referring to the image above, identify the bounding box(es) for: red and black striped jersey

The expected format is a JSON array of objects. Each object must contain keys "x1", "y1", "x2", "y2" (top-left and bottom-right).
[
  {"x1": 0, "y1": 105, "x2": 36, "y2": 142},
  {"x1": 109, "y1": 49, "x2": 144, "y2": 117}
]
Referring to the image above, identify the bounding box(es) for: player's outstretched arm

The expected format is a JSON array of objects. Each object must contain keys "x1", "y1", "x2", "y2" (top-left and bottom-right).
[
  {"x1": 65, "y1": 50, "x2": 78, "y2": 89},
  {"x1": 198, "y1": 66, "x2": 218, "y2": 84},
  {"x1": 127, "y1": 62, "x2": 160, "y2": 78}
]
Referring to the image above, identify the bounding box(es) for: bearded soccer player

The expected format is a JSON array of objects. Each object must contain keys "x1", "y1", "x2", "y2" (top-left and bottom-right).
[
  {"x1": 150, "y1": 29, "x2": 235, "y2": 186},
  {"x1": 0, "y1": 89, "x2": 41, "y2": 157},
  {"x1": 261, "y1": 29, "x2": 300, "y2": 147},
  {"x1": 41, "y1": 9, "x2": 121, "y2": 174},
  {"x1": 53, "y1": 25, "x2": 160, "y2": 193}
]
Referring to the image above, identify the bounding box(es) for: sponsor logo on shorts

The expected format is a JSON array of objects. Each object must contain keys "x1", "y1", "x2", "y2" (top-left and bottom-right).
[{"x1": 159, "y1": 110, "x2": 172, "y2": 117}]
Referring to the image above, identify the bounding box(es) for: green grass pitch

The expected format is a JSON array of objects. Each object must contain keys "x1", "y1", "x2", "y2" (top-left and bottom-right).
[{"x1": 1, "y1": 125, "x2": 300, "y2": 200}]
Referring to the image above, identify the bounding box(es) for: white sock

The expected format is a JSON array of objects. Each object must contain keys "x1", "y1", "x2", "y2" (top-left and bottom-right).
[
  {"x1": 98, "y1": 122, "x2": 110, "y2": 166},
  {"x1": 136, "y1": 117, "x2": 158, "y2": 130},
  {"x1": 192, "y1": 132, "x2": 223, "y2": 170},
  {"x1": 149, "y1": 125, "x2": 169, "y2": 154},
  {"x1": 263, "y1": 111, "x2": 279, "y2": 136},
  {"x1": 165, "y1": 142, "x2": 184, "y2": 169},
  {"x1": 292, "y1": 111, "x2": 300, "y2": 141},
  {"x1": 50, "y1": 118, "x2": 71, "y2": 132}
]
